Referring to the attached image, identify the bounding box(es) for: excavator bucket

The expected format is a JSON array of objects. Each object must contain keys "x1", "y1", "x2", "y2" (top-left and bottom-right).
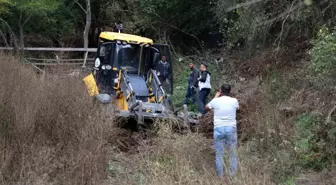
[{"x1": 83, "y1": 73, "x2": 99, "y2": 96}]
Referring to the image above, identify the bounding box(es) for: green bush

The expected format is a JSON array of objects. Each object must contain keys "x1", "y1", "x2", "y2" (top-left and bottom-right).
[
  {"x1": 266, "y1": 69, "x2": 292, "y2": 101},
  {"x1": 309, "y1": 26, "x2": 336, "y2": 87},
  {"x1": 294, "y1": 114, "x2": 330, "y2": 170}
]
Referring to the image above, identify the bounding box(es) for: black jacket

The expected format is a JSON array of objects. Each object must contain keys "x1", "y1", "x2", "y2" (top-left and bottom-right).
[
  {"x1": 198, "y1": 70, "x2": 211, "y2": 90},
  {"x1": 155, "y1": 60, "x2": 171, "y2": 79},
  {"x1": 188, "y1": 67, "x2": 200, "y2": 87},
  {"x1": 198, "y1": 70, "x2": 211, "y2": 82}
]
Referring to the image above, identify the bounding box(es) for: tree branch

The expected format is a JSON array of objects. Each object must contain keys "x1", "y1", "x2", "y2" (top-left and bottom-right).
[
  {"x1": 152, "y1": 12, "x2": 203, "y2": 49},
  {"x1": 0, "y1": 18, "x2": 18, "y2": 48},
  {"x1": 274, "y1": 0, "x2": 298, "y2": 55},
  {"x1": 326, "y1": 105, "x2": 336, "y2": 124},
  {"x1": 225, "y1": 0, "x2": 265, "y2": 12},
  {"x1": 75, "y1": 0, "x2": 87, "y2": 13},
  {"x1": 22, "y1": 14, "x2": 32, "y2": 26},
  {"x1": 257, "y1": 2, "x2": 303, "y2": 27},
  {"x1": 0, "y1": 29, "x2": 9, "y2": 47}
]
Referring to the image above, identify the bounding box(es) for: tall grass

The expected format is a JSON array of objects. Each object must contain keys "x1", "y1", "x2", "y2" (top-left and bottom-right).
[
  {"x1": 107, "y1": 122, "x2": 276, "y2": 185},
  {"x1": 0, "y1": 54, "x2": 114, "y2": 185}
]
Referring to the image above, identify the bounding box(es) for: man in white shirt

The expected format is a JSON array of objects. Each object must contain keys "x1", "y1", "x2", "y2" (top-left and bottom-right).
[
  {"x1": 198, "y1": 63, "x2": 211, "y2": 115},
  {"x1": 205, "y1": 84, "x2": 239, "y2": 178}
]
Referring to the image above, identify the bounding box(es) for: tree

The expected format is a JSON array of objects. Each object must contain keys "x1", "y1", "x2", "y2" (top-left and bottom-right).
[
  {"x1": 7, "y1": 0, "x2": 60, "y2": 48},
  {"x1": 75, "y1": 0, "x2": 91, "y2": 67},
  {"x1": 139, "y1": 0, "x2": 215, "y2": 43},
  {"x1": 0, "y1": 0, "x2": 10, "y2": 13}
]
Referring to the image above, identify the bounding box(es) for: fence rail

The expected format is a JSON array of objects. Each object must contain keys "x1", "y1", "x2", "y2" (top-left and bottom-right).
[
  {"x1": 0, "y1": 47, "x2": 98, "y2": 74},
  {"x1": 0, "y1": 47, "x2": 97, "y2": 52}
]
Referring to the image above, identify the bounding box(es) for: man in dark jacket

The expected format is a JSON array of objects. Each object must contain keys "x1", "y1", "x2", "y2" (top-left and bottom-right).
[
  {"x1": 198, "y1": 63, "x2": 211, "y2": 115},
  {"x1": 155, "y1": 55, "x2": 171, "y2": 93},
  {"x1": 184, "y1": 62, "x2": 199, "y2": 105}
]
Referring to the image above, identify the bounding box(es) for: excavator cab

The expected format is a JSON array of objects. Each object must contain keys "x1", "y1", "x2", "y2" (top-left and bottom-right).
[{"x1": 83, "y1": 31, "x2": 174, "y2": 124}]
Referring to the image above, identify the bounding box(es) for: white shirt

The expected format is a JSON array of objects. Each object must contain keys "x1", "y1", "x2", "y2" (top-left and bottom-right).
[
  {"x1": 198, "y1": 73, "x2": 211, "y2": 90},
  {"x1": 206, "y1": 95, "x2": 239, "y2": 128}
]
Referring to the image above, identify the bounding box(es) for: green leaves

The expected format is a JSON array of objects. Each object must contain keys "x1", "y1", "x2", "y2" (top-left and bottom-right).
[
  {"x1": 304, "y1": 0, "x2": 313, "y2": 6},
  {"x1": 309, "y1": 26, "x2": 336, "y2": 86},
  {"x1": 0, "y1": 0, "x2": 10, "y2": 13},
  {"x1": 139, "y1": 0, "x2": 215, "y2": 36},
  {"x1": 9, "y1": 0, "x2": 60, "y2": 13}
]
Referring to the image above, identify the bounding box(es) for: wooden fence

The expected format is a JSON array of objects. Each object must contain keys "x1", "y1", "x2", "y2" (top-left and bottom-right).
[{"x1": 0, "y1": 47, "x2": 98, "y2": 74}]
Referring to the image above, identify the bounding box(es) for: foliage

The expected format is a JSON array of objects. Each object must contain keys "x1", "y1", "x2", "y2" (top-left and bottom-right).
[
  {"x1": 294, "y1": 114, "x2": 332, "y2": 170},
  {"x1": 266, "y1": 69, "x2": 292, "y2": 101},
  {"x1": 140, "y1": 0, "x2": 215, "y2": 36},
  {"x1": 309, "y1": 26, "x2": 336, "y2": 87},
  {"x1": 0, "y1": 0, "x2": 10, "y2": 13},
  {"x1": 215, "y1": 0, "x2": 270, "y2": 48},
  {"x1": 214, "y1": 0, "x2": 336, "y2": 52},
  {"x1": 9, "y1": 0, "x2": 60, "y2": 13}
]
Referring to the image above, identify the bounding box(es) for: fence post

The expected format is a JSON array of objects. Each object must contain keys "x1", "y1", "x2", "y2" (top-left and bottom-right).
[
  {"x1": 82, "y1": 51, "x2": 88, "y2": 68},
  {"x1": 183, "y1": 104, "x2": 189, "y2": 128}
]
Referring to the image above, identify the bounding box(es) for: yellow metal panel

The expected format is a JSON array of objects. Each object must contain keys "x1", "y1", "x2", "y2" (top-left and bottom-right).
[
  {"x1": 83, "y1": 73, "x2": 99, "y2": 96},
  {"x1": 99, "y1": 31, "x2": 153, "y2": 45},
  {"x1": 115, "y1": 95, "x2": 128, "y2": 111}
]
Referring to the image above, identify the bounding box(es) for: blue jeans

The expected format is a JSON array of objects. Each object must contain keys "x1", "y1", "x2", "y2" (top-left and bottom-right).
[
  {"x1": 214, "y1": 125, "x2": 238, "y2": 177},
  {"x1": 198, "y1": 88, "x2": 210, "y2": 114},
  {"x1": 183, "y1": 86, "x2": 197, "y2": 104}
]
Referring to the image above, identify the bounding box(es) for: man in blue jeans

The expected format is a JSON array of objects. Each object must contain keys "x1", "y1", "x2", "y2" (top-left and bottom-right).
[
  {"x1": 205, "y1": 84, "x2": 240, "y2": 178},
  {"x1": 184, "y1": 62, "x2": 199, "y2": 105}
]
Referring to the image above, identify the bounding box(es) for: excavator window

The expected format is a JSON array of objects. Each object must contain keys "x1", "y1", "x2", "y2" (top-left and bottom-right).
[
  {"x1": 117, "y1": 45, "x2": 139, "y2": 71},
  {"x1": 99, "y1": 46, "x2": 106, "y2": 56}
]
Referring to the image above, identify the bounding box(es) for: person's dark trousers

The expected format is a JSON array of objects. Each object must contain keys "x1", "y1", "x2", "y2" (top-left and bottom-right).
[
  {"x1": 198, "y1": 88, "x2": 211, "y2": 114},
  {"x1": 184, "y1": 86, "x2": 197, "y2": 105},
  {"x1": 159, "y1": 77, "x2": 170, "y2": 93}
]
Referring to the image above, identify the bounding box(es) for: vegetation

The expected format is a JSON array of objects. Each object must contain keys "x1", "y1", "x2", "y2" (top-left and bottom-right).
[{"x1": 0, "y1": 0, "x2": 336, "y2": 184}]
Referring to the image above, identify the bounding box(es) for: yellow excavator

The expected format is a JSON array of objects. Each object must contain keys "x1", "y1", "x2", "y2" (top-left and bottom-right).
[{"x1": 83, "y1": 31, "x2": 191, "y2": 125}]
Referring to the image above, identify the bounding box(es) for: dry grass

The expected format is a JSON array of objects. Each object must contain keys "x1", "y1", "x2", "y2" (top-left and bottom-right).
[
  {"x1": 0, "y1": 53, "x2": 115, "y2": 185},
  {"x1": 107, "y1": 124, "x2": 276, "y2": 185}
]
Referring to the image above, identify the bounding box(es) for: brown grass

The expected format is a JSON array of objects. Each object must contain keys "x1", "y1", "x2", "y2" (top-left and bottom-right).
[
  {"x1": 106, "y1": 122, "x2": 275, "y2": 185},
  {"x1": 0, "y1": 53, "x2": 114, "y2": 185}
]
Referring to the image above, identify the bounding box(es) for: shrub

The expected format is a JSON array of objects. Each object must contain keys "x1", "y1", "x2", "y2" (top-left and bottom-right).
[
  {"x1": 294, "y1": 114, "x2": 331, "y2": 170},
  {"x1": 309, "y1": 26, "x2": 336, "y2": 87}
]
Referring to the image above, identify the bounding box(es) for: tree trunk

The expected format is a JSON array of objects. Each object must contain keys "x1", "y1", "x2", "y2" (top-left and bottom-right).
[
  {"x1": 0, "y1": 30, "x2": 9, "y2": 47},
  {"x1": 19, "y1": 25, "x2": 24, "y2": 48},
  {"x1": 82, "y1": 0, "x2": 91, "y2": 67},
  {"x1": 19, "y1": 11, "x2": 24, "y2": 49},
  {"x1": 84, "y1": 0, "x2": 91, "y2": 49}
]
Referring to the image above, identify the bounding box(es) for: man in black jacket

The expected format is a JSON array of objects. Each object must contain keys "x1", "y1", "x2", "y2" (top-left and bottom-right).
[
  {"x1": 155, "y1": 55, "x2": 171, "y2": 93},
  {"x1": 184, "y1": 62, "x2": 199, "y2": 105},
  {"x1": 198, "y1": 63, "x2": 211, "y2": 115}
]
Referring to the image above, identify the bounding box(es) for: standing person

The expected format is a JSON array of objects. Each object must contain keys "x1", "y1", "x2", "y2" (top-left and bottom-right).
[
  {"x1": 198, "y1": 63, "x2": 211, "y2": 115},
  {"x1": 184, "y1": 62, "x2": 199, "y2": 105},
  {"x1": 155, "y1": 55, "x2": 171, "y2": 93},
  {"x1": 204, "y1": 84, "x2": 240, "y2": 178},
  {"x1": 114, "y1": 21, "x2": 124, "y2": 33}
]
